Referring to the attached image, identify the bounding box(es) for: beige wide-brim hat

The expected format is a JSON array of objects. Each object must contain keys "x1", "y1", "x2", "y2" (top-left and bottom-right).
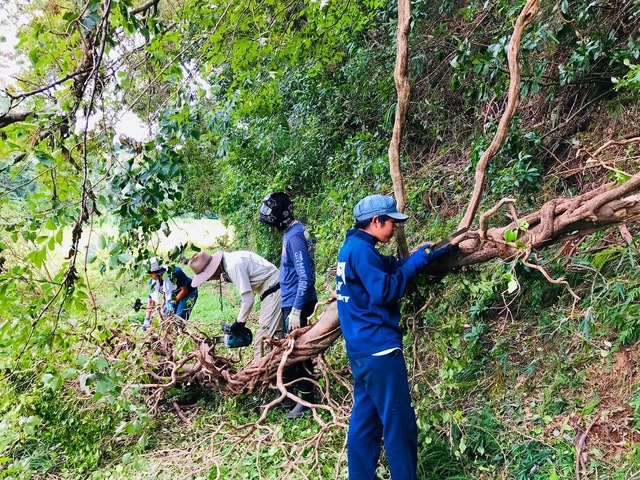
[{"x1": 189, "y1": 251, "x2": 223, "y2": 288}]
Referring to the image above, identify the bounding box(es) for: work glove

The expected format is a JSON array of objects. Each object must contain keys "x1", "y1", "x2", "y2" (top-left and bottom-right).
[
  {"x1": 431, "y1": 243, "x2": 458, "y2": 257},
  {"x1": 230, "y1": 321, "x2": 246, "y2": 334},
  {"x1": 403, "y1": 243, "x2": 453, "y2": 277},
  {"x1": 287, "y1": 308, "x2": 302, "y2": 332},
  {"x1": 165, "y1": 301, "x2": 176, "y2": 314},
  {"x1": 133, "y1": 298, "x2": 142, "y2": 312},
  {"x1": 404, "y1": 244, "x2": 437, "y2": 272}
]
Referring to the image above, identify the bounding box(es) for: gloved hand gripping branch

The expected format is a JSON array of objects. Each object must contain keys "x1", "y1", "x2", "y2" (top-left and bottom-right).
[
  {"x1": 423, "y1": 243, "x2": 457, "y2": 258},
  {"x1": 165, "y1": 301, "x2": 176, "y2": 314},
  {"x1": 403, "y1": 243, "x2": 457, "y2": 277}
]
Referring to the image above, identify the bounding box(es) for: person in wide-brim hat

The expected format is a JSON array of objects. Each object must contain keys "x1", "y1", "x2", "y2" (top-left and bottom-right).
[
  {"x1": 188, "y1": 250, "x2": 282, "y2": 362},
  {"x1": 188, "y1": 251, "x2": 224, "y2": 287}
]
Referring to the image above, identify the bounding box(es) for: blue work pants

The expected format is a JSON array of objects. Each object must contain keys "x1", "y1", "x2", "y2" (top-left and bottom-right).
[
  {"x1": 164, "y1": 291, "x2": 198, "y2": 321},
  {"x1": 348, "y1": 349, "x2": 417, "y2": 480}
]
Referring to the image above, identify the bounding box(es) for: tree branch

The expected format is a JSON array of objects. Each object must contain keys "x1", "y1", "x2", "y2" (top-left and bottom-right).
[
  {"x1": 388, "y1": 0, "x2": 412, "y2": 258},
  {"x1": 130, "y1": 0, "x2": 160, "y2": 15},
  {"x1": 0, "y1": 111, "x2": 35, "y2": 129},
  {"x1": 458, "y1": 0, "x2": 540, "y2": 230}
]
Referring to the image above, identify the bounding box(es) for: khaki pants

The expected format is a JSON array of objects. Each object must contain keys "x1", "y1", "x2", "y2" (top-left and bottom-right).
[{"x1": 254, "y1": 274, "x2": 282, "y2": 361}]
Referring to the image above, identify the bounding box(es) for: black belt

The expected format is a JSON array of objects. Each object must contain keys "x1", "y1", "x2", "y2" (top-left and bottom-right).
[{"x1": 260, "y1": 283, "x2": 280, "y2": 301}]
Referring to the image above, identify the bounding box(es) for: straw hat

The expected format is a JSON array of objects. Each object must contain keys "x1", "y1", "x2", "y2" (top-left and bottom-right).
[{"x1": 188, "y1": 251, "x2": 223, "y2": 288}]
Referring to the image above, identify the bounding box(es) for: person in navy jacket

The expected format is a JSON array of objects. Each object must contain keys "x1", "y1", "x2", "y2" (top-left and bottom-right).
[
  {"x1": 336, "y1": 194, "x2": 455, "y2": 479},
  {"x1": 260, "y1": 191, "x2": 318, "y2": 419}
]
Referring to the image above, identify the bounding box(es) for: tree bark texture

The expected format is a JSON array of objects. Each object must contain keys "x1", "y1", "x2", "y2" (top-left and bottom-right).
[{"x1": 388, "y1": 0, "x2": 412, "y2": 258}]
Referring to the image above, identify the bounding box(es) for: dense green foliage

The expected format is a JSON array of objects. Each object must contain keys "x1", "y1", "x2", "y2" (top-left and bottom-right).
[{"x1": 1, "y1": 0, "x2": 640, "y2": 478}]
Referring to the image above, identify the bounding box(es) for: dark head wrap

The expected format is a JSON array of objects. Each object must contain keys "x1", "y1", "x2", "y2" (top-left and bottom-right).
[{"x1": 259, "y1": 192, "x2": 295, "y2": 231}]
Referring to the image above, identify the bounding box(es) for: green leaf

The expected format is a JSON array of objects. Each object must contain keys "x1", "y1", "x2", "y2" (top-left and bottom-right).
[
  {"x1": 503, "y1": 229, "x2": 518, "y2": 242},
  {"x1": 33, "y1": 150, "x2": 56, "y2": 167},
  {"x1": 76, "y1": 354, "x2": 90, "y2": 366},
  {"x1": 44, "y1": 219, "x2": 57, "y2": 230},
  {"x1": 615, "y1": 171, "x2": 631, "y2": 183},
  {"x1": 136, "y1": 433, "x2": 149, "y2": 449},
  {"x1": 108, "y1": 241, "x2": 122, "y2": 254},
  {"x1": 94, "y1": 356, "x2": 109, "y2": 370},
  {"x1": 86, "y1": 244, "x2": 98, "y2": 263},
  {"x1": 117, "y1": 253, "x2": 133, "y2": 264},
  {"x1": 42, "y1": 373, "x2": 62, "y2": 391},
  {"x1": 95, "y1": 373, "x2": 116, "y2": 394},
  {"x1": 22, "y1": 416, "x2": 42, "y2": 436}
]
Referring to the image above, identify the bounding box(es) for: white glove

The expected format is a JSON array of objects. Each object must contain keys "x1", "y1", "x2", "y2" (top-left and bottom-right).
[{"x1": 287, "y1": 308, "x2": 302, "y2": 332}]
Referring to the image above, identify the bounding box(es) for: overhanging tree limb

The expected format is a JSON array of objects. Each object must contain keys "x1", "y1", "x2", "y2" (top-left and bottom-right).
[
  {"x1": 0, "y1": 111, "x2": 34, "y2": 128},
  {"x1": 458, "y1": 0, "x2": 540, "y2": 231}
]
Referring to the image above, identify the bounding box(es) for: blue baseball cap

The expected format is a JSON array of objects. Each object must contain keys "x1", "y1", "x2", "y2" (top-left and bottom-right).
[{"x1": 353, "y1": 194, "x2": 409, "y2": 222}]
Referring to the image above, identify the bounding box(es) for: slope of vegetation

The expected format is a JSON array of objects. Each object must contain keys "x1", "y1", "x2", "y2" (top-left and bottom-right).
[{"x1": 1, "y1": 0, "x2": 640, "y2": 478}]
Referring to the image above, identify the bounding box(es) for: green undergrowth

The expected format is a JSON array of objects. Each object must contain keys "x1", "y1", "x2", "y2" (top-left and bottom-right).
[
  {"x1": 5, "y1": 238, "x2": 639, "y2": 479},
  {"x1": 403, "y1": 237, "x2": 640, "y2": 479}
]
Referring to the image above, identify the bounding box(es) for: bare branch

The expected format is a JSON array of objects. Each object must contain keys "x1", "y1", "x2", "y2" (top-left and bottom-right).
[
  {"x1": 130, "y1": 0, "x2": 160, "y2": 15},
  {"x1": 388, "y1": 0, "x2": 412, "y2": 257},
  {"x1": 459, "y1": 0, "x2": 540, "y2": 230},
  {"x1": 0, "y1": 111, "x2": 35, "y2": 128}
]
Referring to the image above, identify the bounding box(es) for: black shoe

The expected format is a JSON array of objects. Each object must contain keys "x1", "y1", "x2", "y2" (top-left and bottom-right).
[
  {"x1": 286, "y1": 402, "x2": 311, "y2": 419},
  {"x1": 275, "y1": 395, "x2": 295, "y2": 409}
]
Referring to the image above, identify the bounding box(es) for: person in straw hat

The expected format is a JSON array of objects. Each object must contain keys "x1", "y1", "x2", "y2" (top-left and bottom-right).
[
  {"x1": 188, "y1": 250, "x2": 282, "y2": 361},
  {"x1": 143, "y1": 257, "x2": 199, "y2": 330}
]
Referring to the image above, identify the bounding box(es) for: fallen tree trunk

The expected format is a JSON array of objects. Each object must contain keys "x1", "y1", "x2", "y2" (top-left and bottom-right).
[
  {"x1": 221, "y1": 300, "x2": 342, "y2": 395},
  {"x1": 132, "y1": 173, "x2": 639, "y2": 400},
  {"x1": 443, "y1": 175, "x2": 640, "y2": 269},
  {"x1": 132, "y1": 299, "x2": 342, "y2": 400}
]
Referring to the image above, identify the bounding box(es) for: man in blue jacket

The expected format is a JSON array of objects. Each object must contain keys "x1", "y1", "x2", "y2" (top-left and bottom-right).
[
  {"x1": 336, "y1": 194, "x2": 455, "y2": 479},
  {"x1": 260, "y1": 192, "x2": 317, "y2": 419}
]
